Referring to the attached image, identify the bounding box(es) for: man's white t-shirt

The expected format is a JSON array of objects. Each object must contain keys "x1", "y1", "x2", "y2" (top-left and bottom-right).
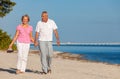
[{"x1": 35, "y1": 19, "x2": 58, "y2": 41}]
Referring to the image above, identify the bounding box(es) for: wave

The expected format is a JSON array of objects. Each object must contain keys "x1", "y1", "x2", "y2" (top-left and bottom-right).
[
  {"x1": 52, "y1": 43, "x2": 120, "y2": 46},
  {"x1": 30, "y1": 42, "x2": 120, "y2": 46}
]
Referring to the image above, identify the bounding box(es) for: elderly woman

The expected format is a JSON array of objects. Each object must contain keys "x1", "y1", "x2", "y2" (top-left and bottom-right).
[{"x1": 9, "y1": 14, "x2": 34, "y2": 74}]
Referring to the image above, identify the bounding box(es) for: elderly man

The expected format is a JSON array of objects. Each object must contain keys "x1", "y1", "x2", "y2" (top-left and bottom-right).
[{"x1": 34, "y1": 11, "x2": 60, "y2": 74}]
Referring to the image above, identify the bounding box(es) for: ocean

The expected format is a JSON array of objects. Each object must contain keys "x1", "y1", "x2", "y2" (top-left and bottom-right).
[{"x1": 30, "y1": 44, "x2": 120, "y2": 64}]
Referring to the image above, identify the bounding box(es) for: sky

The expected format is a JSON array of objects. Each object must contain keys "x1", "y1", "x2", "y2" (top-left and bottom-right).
[{"x1": 0, "y1": 0, "x2": 120, "y2": 43}]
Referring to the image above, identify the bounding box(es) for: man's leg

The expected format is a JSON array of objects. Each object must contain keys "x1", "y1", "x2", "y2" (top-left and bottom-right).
[
  {"x1": 39, "y1": 41, "x2": 48, "y2": 73},
  {"x1": 47, "y1": 41, "x2": 53, "y2": 72}
]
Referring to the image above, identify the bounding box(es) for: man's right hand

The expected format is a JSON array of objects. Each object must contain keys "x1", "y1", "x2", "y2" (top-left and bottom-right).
[{"x1": 56, "y1": 40, "x2": 60, "y2": 46}]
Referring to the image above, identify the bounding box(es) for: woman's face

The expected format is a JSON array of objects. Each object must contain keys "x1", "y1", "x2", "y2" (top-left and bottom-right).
[{"x1": 22, "y1": 16, "x2": 29, "y2": 24}]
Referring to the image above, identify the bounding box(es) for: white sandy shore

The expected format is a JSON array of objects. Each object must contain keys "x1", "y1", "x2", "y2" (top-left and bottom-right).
[{"x1": 0, "y1": 51, "x2": 120, "y2": 79}]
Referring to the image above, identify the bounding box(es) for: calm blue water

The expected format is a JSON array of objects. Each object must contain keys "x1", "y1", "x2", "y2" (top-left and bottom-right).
[{"x1": 30, "y1": 44, "x2": 120, "y2": 64}]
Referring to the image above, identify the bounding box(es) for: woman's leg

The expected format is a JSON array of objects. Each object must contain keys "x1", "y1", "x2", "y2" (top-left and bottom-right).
[
  {"x1": 21, "y1": 43, "x2": 30, "y2": 72},
  {"x1": 17, "y1": 42, "x2": 23, "y2": 71}
]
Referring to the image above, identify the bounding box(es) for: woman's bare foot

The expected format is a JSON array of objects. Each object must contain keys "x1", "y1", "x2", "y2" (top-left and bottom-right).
[{"x1": 16, "y1": 70, "x2": 24, "y2": 74}]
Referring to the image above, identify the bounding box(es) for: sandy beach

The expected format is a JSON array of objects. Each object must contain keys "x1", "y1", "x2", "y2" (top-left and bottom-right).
[{"x1": 0, "y1": 51, "x2": 120, "y2": 79}]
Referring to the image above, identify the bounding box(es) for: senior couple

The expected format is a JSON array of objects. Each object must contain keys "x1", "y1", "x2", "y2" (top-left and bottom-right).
[{"x1": 9, "y1": 11, "x2": 60, "y2": 74}]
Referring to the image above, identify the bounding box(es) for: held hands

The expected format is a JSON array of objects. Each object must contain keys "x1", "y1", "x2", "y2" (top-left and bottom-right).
[{"x1": 34, "y1": 41, "x2": 38, "y2": 47}]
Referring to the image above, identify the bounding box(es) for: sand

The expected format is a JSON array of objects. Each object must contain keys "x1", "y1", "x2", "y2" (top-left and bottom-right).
[{"x1": 0, "y1": 51, "x2": 120, "y2": 79}]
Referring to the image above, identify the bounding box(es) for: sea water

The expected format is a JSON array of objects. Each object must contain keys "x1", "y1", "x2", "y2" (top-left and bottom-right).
[{"x1": 30, "y1": 44, "x2": 120, "y2": 64}]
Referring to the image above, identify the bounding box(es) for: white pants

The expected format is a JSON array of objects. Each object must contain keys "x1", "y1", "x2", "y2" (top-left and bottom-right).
[{"x1": 17, "y1": 41, "x2": 30, "y2": 72}]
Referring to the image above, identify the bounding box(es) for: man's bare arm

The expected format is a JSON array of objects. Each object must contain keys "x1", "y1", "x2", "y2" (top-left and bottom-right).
[{"x1": 54, "y1": 29, "x2": 60, "y2": 46}]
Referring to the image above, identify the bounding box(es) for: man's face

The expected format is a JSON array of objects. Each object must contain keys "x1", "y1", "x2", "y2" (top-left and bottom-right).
[{"x1": 41, "y1": 13, "x2": 48, "y2": 22}]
